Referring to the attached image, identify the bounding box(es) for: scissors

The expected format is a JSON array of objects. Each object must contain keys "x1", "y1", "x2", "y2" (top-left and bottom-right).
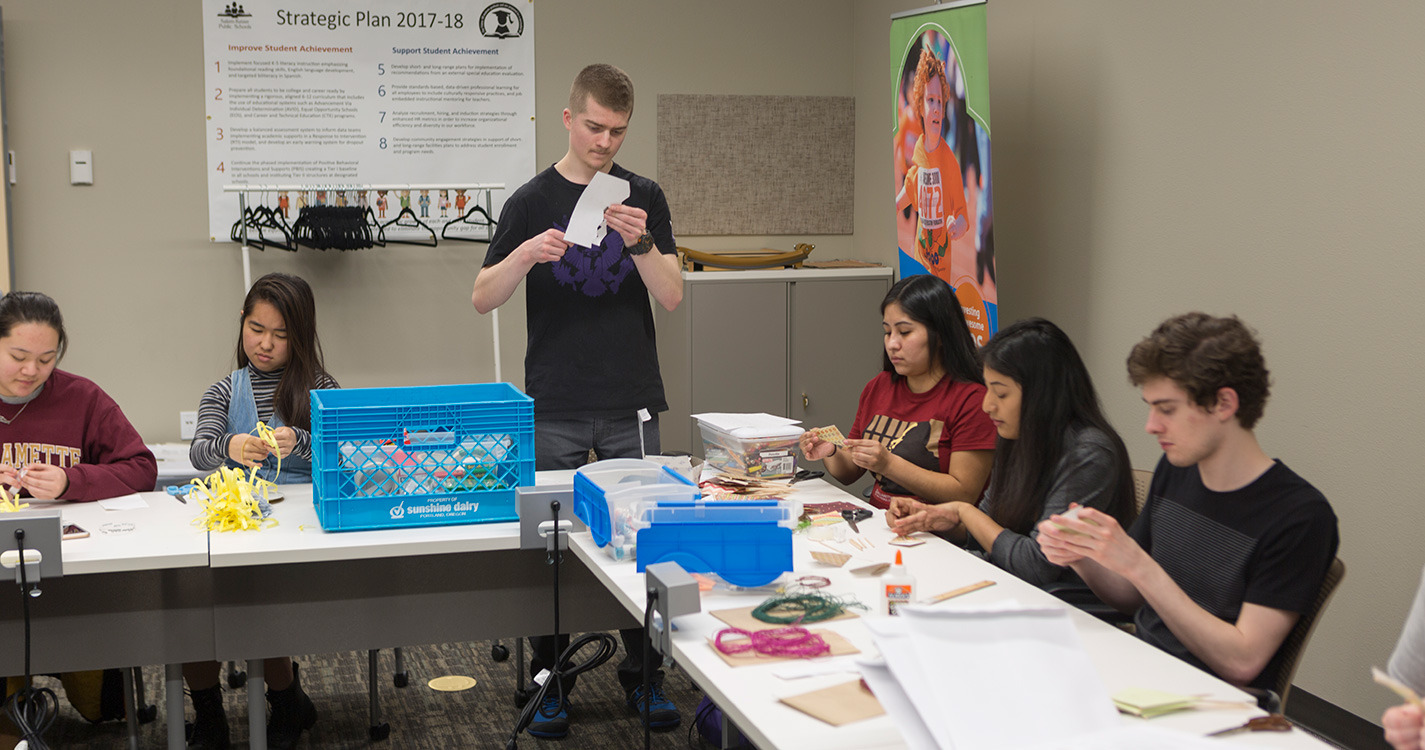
[
  {"x1": 789, "y1": 469, "x2": 824, "y2": 485},
  {"x1": 840, "y1": 508, "x2": 873, "y2": 533},
  {"x1": 164, "y1": 485, "x2": 190, "y2": 504}
]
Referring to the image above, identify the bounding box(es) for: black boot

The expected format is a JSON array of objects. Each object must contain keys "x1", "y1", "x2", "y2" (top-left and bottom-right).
[
  {"x1": 186, "y1": 684, "x2": 230, "y2": 750},
  {"x1": 266, "y1": 662, "x2": 317, "y2": 750}
]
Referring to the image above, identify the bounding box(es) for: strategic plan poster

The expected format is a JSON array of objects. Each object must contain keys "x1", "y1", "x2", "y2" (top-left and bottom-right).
[
  {"x1": 202, "y1": 0, "x2": 535, "y2": 241},
  {"x1": 891, "y1": 1, "x2": 996, "y2": 343}
]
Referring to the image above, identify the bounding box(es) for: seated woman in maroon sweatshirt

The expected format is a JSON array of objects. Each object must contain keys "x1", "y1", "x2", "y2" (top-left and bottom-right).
[{"x1": 0, "y1": 291, "x2": 156, "y2": 501}]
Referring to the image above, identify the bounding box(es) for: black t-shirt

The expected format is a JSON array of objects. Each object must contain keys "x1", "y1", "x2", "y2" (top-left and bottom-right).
[
  {"x1": 1130, "y1": 456, "x2": 1338, "y2": 690},
  {"x1": 482, "y1": 164, "x2": 677, "y2": 417}
]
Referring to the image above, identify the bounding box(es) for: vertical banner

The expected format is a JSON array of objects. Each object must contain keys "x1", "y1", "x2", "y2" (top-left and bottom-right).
[
  {"x1": 890, "y1": 1, "x2": 996, "y2": 344},
  {"x1": 202, "y1": 0, "x2": 535, "y2": 240}
]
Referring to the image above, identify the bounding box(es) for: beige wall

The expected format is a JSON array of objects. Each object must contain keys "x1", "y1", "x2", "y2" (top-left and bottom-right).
[
  {"x1": 0, "y1": 0, "x2": 855, "y2": 441},
  {"x1": 854, "y1": 0, "x2": 1425, "y2": 725},
  {"x1": 3, "y1": 0, "x2": 1417, "y2": 728}
]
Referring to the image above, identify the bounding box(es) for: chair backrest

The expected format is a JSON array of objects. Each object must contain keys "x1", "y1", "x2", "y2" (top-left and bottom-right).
[
  {"x1": 1131, "y1": 469, "x2": 1153, "y2": 513},
  {"x1": 1274, "y1": 556, "x2": 1346, "y2": 709}
]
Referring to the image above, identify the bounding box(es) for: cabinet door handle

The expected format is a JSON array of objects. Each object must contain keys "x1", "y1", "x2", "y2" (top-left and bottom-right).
[{"x1": 802, "y1": 393, "x2": 809, "y2": 409}]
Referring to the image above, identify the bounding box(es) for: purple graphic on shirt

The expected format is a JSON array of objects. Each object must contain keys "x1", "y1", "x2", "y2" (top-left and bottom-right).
[{"x1": 549, "y1": 219, "x2": 634, "y2": 297}]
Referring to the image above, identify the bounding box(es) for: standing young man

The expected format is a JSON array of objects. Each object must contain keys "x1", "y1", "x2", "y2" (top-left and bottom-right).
[
  {"x1": 472, "y1": 63, "x2": 683, "y2": 739},
  {"x1": 1037, "y1": 313, "x2": 1337, "y2": 691}
]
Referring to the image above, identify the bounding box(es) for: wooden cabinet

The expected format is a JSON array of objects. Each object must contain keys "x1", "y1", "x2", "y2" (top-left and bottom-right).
[{"x1": 655, "y1": 268, "x2": 894, "y2": 457}]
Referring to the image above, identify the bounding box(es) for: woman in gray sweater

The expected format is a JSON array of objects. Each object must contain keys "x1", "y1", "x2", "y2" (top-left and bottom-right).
[{"x1": 888, "y1": 318, "x2": 1138, "y2": 585}]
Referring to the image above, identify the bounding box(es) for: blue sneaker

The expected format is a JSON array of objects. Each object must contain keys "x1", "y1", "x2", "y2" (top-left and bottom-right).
[
  {"x1": 627, "y1": 682, "x2": 680, "y2": 729},
  {"x1": 527, "y1": 693, "x2": 570, "y2": 739}
]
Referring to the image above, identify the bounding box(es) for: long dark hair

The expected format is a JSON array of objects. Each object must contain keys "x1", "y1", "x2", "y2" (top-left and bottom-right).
[
  {"x1": 880, "y1": 275, "x2": 983, "y2": 386},
  {"x1": 0, "y1": 291, "x2": 67, "y2": 360},
  {"x1": 981, "y1": 318, "x2": 1136, "y2": 535},
  {"x1": 236, "y1": 273, "x2": 329, "y2": 431}
]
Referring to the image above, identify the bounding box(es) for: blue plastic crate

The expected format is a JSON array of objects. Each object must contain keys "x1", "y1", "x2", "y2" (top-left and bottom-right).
[
  {"x1": 637, "y1": 523, "x2": 793, "y2": 588},
  {"x1": 311, "y1": 383, "x2": 534, "y2": 531}
]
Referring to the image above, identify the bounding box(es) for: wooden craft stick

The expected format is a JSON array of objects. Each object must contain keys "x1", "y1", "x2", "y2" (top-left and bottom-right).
[
  {"x1": 927, "y1": 580, "x2": 996, "y2": 604},
  {"x1": 1373, "y1": 667, "x2": 1424, "y2": 710}
]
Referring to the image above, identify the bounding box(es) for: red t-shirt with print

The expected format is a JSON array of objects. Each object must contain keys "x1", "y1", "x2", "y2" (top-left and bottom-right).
[{"x1": 848, "y1": 371, "x2": 997, "y2": 509}]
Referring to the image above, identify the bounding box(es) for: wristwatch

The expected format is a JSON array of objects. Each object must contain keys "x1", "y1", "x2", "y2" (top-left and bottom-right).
[{"x1": 625, "y1": 231, "x2": 656, "y2": 256}]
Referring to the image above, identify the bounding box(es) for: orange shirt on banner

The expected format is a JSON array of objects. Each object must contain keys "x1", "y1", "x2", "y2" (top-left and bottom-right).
[{"x1": 902, "y1": 135, "x2": 968, "y2": 275}]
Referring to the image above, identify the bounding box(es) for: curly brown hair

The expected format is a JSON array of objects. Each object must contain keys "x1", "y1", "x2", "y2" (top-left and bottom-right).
[
  {"x1": 1126, "y1": 313, "x2": 1272, "y2": 429},
  {"x1": 569, "y1": 63, "x2": 634, "y2": 115},
  {"x1": 909, "y1": 48, "x2": 949, "y2": 134}
]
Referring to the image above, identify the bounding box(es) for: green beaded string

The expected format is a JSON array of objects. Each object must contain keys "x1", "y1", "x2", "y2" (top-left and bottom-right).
[{"x1": 750, "y1": 593, "x2": 867, "y2": 624}]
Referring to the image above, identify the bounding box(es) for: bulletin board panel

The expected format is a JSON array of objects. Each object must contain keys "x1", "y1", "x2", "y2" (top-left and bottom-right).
[{"x1": 657, "y1": 94, "x2": 854, "y2": 236}]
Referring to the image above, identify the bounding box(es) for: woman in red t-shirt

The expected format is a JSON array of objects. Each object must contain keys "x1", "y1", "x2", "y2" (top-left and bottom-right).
[{"x1": 800, "y1": 275, "x2": 995, "y2": 509}]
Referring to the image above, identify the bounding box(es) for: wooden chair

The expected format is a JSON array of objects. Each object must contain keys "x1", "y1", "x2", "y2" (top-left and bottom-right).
[{"x1": 1258, "y1": 556, "x2": 1346, "y2": 712}]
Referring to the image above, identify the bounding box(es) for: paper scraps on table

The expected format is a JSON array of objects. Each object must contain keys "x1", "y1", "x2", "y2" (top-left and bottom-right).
[
  {"x1": 711, "y1": 604, "x2": 859, "y2": 632},
  {"x1": 709, "y1": 628, "x2": 859, "y2": 667},
  {"x1": 810, "y1": 550, "x2": 852, "y2": 567},
  {"x1": 1110, "y1": 687, "x2": 1200, "y2": 718},
  {"x1": 99, "y1": 494, "x2": 149, "y2": 511},
  {"x1": 564, "y1": 170, "x2": 630, "y2": 247},
  {"x1": 810, "y1": 425, "x2": 847, "y2": 447},
  {"x1": 889, "y1": 535, "x2": 926, "y2": 547},
  {"x1": 1373, "y1": 666, "x2": 1424, "y2": 709},
  {"x1": 851, "y1": 562, "x2": 890, "y2": 576},
  {"x1": 779, "y1": 679, "x2": 884, "y2": 726},
  {"x1": 801, "y1": 501, "x2": 863, "y2": 515}
]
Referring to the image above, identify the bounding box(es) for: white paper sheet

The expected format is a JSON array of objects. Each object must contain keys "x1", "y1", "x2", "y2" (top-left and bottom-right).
[
  {"x1": 856, "y1": 656, "x2": 940, "y2": 750},
  {"x1": 869, "y1": 600, "x2": 1120, "y2": 750},
  {"x1": 563, "y1": 170, "x2": 630, "y2": 247},
  {"x1": 98, "y1": 494, "x2": 149, "y2": 511},
  {"x1": 1022, "y1": 724, "x2": 1255, "y2": 750}
]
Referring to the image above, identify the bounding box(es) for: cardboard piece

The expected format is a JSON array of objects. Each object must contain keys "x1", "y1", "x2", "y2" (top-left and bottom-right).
[
  {"x1": 779, "y1": 679, "x2": 885, "y2": 726},
  {"x1": 810, "y1": 550, "x2": 851, "y2": 567},
  {"x1": 711, "y1": 604, "x2": 859, "y2": 632},
  {"x1": 710, "y1": 628, "x2": 860, "y2": 667}
]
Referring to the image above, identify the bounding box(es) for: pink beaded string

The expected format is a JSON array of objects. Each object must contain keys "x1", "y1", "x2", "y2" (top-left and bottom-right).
[{"x1": 713, "y1": 625, "x2": 832, "y2": 659}]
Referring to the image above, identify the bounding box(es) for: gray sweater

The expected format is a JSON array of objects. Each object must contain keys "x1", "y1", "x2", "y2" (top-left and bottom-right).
[
  {"x1": 1389, "y1": 565, "x2": 1425, "y2": 692},
  {"x1": 981, "y1": 426, "x2": 1121, "y2": 586}
]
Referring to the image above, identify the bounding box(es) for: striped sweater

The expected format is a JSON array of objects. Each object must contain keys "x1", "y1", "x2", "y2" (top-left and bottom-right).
[{"x1": 189, "y1": 365, "x2": 340, "y2": 471}]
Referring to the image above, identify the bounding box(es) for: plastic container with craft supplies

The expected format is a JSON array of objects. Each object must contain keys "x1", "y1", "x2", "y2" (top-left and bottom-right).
[
  {"x1": 310, "y1": 383, "x2": 534, "y2": 531},
  {"x1": 695, "y1": 414, "x2": 803, "y2": 479},
  {"x1": 573, "y1": 459, "x2": 700, "y2": 561},
  {"x1": 573, "y1": 458, "x2": 798, "y2": 586}
]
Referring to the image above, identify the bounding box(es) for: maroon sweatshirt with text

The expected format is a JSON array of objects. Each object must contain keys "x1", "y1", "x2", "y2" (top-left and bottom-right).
[{"x1": 0, "y1": 369, "x2": 157, "y2": 501}]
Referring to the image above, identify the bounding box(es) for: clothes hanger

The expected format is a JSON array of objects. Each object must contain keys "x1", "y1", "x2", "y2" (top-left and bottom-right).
[
  {"x1": 381, "y1": 205, "x2": 438, "y2": 247},
  {"x1": 441, "y1": 203, "x2": 497, "y2": 243}
]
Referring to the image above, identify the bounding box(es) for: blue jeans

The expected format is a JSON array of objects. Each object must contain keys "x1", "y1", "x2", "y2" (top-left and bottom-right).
[{"x1": 531, "y1": 412, "x2": 664, "y2": 696}]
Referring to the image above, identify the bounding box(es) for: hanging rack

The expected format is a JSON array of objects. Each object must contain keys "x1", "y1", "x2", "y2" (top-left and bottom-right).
[{"x1": 223, "y1": 182, "x2": 506, "y2": 381}]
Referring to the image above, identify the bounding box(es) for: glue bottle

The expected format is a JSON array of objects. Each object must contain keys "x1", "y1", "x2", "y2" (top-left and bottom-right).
[{"x1": 882, "y1": 550, "x2": 916, "y2": 616}]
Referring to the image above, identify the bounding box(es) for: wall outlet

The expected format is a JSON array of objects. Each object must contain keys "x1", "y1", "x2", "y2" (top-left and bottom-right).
[{"x1": 179, "y1": 411, "x2": 198, "y2": 441}]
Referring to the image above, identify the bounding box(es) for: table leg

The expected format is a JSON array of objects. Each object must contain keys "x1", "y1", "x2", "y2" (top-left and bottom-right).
[
  {"x1": 720, "y1": 712, "x2": 745, "y2": 749},
  {"x1": 247, "y1": 658, "x2": 266, "y2": 750},
  {"x1": 121, "y1": 667, "x2": 138, "y2": 750},
  {"x1": 165, "y1": 664, "x2": 185, "y2": 750}
]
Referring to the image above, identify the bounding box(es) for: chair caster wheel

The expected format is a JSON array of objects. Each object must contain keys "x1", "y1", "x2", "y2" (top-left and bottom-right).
[
  {"x1": 227, "y1": 670, "x2": 247, "y2": 689},
  {"x1": 514, "y1": 688, "x2": 531, "y2": 709},
  {"x1": 491, "y1": 644, "x2": 509, "y2": 662},
  {"x1": 369, "y1": 722, "x2": 391, "y2": 741},
  {"x1": 137, "y1": 704, "x2": 158, "y2": 724},
  {"x1": 393, "y1": 672, "x2": 409, "y2": 688}
]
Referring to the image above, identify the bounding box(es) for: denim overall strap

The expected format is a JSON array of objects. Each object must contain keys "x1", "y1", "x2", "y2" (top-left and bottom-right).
[{"x1": 225, "y1": 368, "x2": 312, "y2": 484}]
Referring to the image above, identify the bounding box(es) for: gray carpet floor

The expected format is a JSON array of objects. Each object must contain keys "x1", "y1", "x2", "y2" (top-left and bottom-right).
[{"x1": 33, "y1": 637, "x2": 716, "y2": 749}]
